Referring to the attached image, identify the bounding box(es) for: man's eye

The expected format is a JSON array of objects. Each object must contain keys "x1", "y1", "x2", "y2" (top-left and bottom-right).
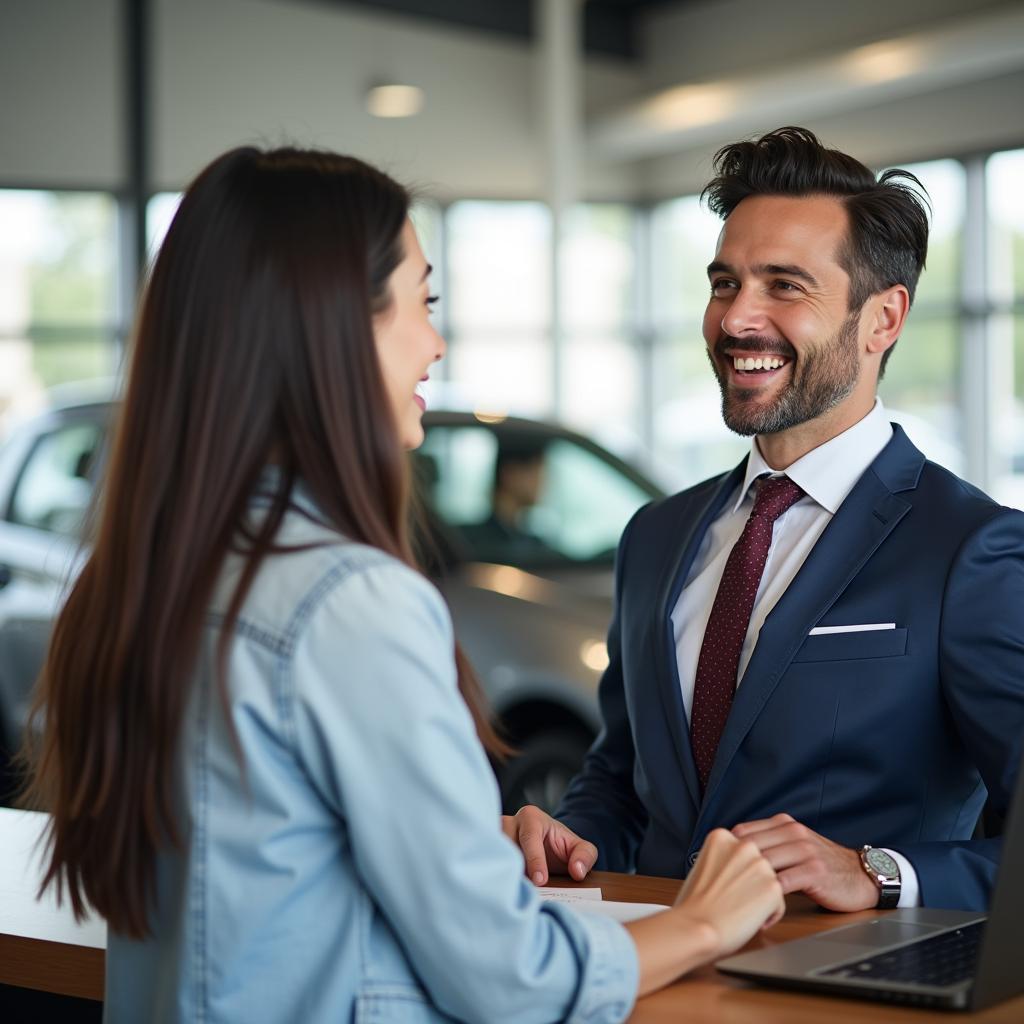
[
  {"x1": 773, "y1": 280, "x2": 800, "y2": 292},
  {"x1": 710, "y1": 279, "x2": 735, "y2": 296}
]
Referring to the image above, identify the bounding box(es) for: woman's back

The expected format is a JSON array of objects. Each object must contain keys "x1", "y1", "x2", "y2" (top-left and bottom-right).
[{"x1": 105, "y1": 486, "x2": 638, "y2": 1023}]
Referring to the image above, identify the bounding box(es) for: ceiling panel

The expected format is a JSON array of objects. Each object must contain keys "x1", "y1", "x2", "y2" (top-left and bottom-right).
[{"x1": 297, "y1": 0, "x2": 687, "y2": 58}]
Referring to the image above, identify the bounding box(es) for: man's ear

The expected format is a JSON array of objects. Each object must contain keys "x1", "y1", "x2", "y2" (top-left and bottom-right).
[{"x1": 865, "y1": 285, "x2": 910, "y2": 356}]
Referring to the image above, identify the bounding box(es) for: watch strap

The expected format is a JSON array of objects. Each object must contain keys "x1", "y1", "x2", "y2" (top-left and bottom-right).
[{"x1": 876, "y1": 878, "x2": 901, "y2": 909}]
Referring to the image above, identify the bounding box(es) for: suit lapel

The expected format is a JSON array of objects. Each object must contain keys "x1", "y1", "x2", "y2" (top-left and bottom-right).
[
  {"x1": 699, "y1": 428, "x2": 922, "y2": 807},
  {"x1": 651, "y1": 460, "x2": 748, "y2": 812}
]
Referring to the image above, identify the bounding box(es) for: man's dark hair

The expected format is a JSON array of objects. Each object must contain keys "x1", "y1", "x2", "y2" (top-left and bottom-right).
[
  {"x1": 493, "y1": 433, "x2": 547, "y2": 490},
  {"x1": 702, "y1": 126, "x2": 930, "y2": 373}
]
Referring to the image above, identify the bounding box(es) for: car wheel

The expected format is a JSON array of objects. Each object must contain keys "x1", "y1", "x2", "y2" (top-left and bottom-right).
[{"x1": 498, "y1": 730, "x2": 592, "y2": 816}]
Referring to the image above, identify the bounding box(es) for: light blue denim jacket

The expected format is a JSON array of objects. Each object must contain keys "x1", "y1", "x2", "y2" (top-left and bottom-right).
[{"x1": 104, "y1": 486, "x2": 639, "y2": 1023}]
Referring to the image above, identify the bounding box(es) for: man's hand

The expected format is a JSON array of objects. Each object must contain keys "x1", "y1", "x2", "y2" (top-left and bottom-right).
[
  {"x1": 501, "y1": 806, "x2": 598, "y2": 885},
  {"x1": 731, "y1": 813, "x2": 880, "y2": 912}
]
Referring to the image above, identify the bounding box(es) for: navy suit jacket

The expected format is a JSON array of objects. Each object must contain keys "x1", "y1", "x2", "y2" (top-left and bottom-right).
[{"x1": 557, "y1": 426, "x2": 1024, "y2": 911}]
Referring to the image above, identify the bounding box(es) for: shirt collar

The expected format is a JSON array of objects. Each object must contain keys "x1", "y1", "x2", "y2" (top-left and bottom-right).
[
  {"x1": 731, "y1": 398, "x2": 894, "y2": 515},
  {"x1": 251, "y1": 465, "x2": 325, "y2": 521}
]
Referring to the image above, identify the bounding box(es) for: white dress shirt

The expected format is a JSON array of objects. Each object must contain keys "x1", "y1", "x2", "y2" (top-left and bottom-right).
[{"x1": 670, "y1": 398, "x2": 920, "y2": 906}]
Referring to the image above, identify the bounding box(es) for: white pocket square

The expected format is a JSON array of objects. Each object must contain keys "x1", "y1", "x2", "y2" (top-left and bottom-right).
[{"x1": 809, "y1": 623, "x2": 896, "y2": 635}]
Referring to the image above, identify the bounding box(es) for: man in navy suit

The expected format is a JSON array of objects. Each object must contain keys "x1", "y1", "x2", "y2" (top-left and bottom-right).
[{"x1": 503, "y1": 127, "x2": 1024, "y2": 913}]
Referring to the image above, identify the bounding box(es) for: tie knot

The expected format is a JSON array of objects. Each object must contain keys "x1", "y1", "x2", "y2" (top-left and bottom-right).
[{"x1": 750, "y1": 475, "x2": 804, "y2": 523}]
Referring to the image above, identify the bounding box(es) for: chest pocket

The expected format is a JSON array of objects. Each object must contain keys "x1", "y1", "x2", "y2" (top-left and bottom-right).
[{"x1": 791, "y1": 627, "x2": 908, "y2": 663}]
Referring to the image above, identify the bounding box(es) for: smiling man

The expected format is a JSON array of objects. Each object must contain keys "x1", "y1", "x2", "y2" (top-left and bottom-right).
[{"x1": 503, "y1": 126, "x2": 1024, "y2": 913}]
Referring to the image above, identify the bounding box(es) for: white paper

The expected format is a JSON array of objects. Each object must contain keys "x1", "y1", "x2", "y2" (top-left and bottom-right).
[
  {"x1": 539, "y1": 886, "x2": 666, "y2": 922},
  {"x1": 562, "y1": 899, "x2": 667, "y2": 923},
  {"x1": 538, "y1": 887, "x2": 602, "y2": 902},
  {"x1": 0, "y1": 808, "x2": 107, "y2": 948}
]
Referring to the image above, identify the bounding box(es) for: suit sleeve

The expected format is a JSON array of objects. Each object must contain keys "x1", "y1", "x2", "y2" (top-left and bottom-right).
[
  {"x1": 555, "y1": 509, "x2": 650, "y2": 871},
  {"x1": 891, "y1": 507, "x2": 1024, "y2": 910}
]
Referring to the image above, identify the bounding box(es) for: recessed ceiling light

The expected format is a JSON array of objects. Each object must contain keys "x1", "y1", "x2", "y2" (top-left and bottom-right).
[{"x1": 366, "y1": 84, "x2": 425, "y2": 119}]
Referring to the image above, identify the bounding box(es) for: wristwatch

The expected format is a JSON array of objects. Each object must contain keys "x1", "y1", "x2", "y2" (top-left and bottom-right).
[{"x1": 859, "y1": 845, "x2": 901, "y2": 909}]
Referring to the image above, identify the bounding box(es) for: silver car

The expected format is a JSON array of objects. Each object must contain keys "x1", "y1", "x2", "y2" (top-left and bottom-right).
[{"x1": 0, "y1": 399, "x2": 663, "y2": 812}]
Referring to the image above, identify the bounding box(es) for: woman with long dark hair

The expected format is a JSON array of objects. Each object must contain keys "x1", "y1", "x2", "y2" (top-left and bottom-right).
[{"x1": 29, "y1": 146, "x2": 783, "y2": 1022}]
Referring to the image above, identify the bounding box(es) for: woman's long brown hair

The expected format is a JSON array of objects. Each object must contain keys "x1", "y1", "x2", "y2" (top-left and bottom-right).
[{"x1": 26, "y1": 147, "x2": 507, "y2": 939}]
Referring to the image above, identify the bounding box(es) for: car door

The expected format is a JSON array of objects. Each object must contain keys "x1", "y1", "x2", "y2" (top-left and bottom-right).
[{"x1": 0, "y1": 408, "x2": 107, "y2": 793}]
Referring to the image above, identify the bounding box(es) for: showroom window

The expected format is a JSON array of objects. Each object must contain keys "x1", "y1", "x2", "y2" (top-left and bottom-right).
[
  {"x1": 649, "y1": 194, "x2": 746, "y2": 487},
  {"x1": 558, "y1": 203, "x2": 640, "y2": 453},
  {"x1": 6, "y1": 145, "x2": 1024, "y2": 511},
  {"x1": 146, "y1": 191, "x2": 182, "y2": 258},
  {"x1": 987, "y1": 148, "x2": 1024, "y2": 508},
  {"x1": 876, "y1": 159, "x2": 965, "y2": 474},
  {"x1": 444, "y1": 200, "x2": 553, "y2": 418},
  {"x1": 0, "y1": 190, "x2": 120, "y2": 430},
  {"x1": 439, "y1": 199, "x2": 642, "y2": 454}
]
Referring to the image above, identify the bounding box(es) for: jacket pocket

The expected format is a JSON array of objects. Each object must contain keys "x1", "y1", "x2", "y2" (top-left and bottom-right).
[
  {"x1": 791, "y1": 627, "x2": 908, "y2": 663},
  {"x1": 355, "y1": 983, "x2": 447, "y2": 1023}
]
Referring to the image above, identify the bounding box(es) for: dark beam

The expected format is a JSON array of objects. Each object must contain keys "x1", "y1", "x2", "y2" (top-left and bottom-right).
[
  {"x1": 302, "y1": 0, "x2": 687, "y2": 60},
  {"x1": 124, "y1": 0, "x2": 150, "y2": 288}
]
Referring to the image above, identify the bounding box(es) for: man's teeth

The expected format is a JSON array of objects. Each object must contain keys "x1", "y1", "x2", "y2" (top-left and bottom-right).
[{"x1": 733, "y1": 356, "x2": 786, "y2": 371}]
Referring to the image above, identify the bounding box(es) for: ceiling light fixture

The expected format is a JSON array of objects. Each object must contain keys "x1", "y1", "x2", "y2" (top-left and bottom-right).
[{"x1": 366, "y1": 83, "x2": 425, "y2": 119}]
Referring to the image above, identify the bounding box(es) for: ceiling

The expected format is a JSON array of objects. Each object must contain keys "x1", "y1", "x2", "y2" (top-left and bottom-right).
[{"x1": 315, "y1": 0, "x2": 684, "y2": 58}]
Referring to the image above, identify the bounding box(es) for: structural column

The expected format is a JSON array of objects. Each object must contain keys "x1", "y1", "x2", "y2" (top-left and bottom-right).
[
  {"x1": 960, "y1": 155, "x2": 993, "y2": 492},
  {"x1": 119, "y1": 0, "x2": 151, "y2": 351},
  {"x1": 536, "y1": 0, "x2": 584, "y2": 420}
]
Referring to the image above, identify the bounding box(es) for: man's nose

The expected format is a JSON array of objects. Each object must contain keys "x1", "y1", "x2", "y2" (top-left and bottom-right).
[{"x1": 720, "y1": 286, "x2": 769, "y2": 338}]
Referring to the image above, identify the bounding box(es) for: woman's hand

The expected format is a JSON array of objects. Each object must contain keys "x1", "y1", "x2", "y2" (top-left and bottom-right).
[
  {"x1": 625, "y1": 828, "x2": 785, "y2": 997},
  {"x1": 673, "y1": 827, "x2": 786, "y2": 946}
]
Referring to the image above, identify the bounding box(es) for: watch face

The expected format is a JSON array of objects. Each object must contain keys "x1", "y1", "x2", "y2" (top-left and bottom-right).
[{"x1": 866, "y1": 849, "x2": 899, "y2": 878}]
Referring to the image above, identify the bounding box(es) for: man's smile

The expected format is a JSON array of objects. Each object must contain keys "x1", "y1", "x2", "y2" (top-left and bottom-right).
[
  {"x1": 719, "y1": 347, "x2": 794, "y2": 388},
  {"x1": 731, "y1": 355, "x2": 789, "y2": 372}
]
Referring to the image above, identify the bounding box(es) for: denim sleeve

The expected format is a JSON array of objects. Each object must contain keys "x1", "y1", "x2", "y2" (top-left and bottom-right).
[{"x1": 289, "y1": 558, "x2": 639, "y2": 1024}]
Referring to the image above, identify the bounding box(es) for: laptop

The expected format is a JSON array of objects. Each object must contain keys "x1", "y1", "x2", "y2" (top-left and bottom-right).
[{"x1": 716, "y1": 749, "x2": 1024, "y2": 1011}]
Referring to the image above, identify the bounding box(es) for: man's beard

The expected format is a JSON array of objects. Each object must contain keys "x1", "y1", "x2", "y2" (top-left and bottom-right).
[{"x1": 708, "y1": 312, "x2": 861, "y2": 437}]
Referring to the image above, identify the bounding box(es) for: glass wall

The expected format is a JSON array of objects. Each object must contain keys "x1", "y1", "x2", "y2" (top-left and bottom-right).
[
  {"x1": 988, "y1": 148, "x2": 1024, "y2": 508},
  {"x1": 443, "y1": 200, "x2": 552, "y2": 418},
  {"x1": 0, "y1": 190, "x2": 120, "y2": 432},
  {"x1": 876, "y1": 159, "x2": 965, "y2": 474},
  {"x1": 146, "y1": 191, "x2": 182, "y2": 258},
  {"x1": 559, "y1": 204, "x2": 639, "y2": 454},
  {"x1": 649, "y1": 195, "x2": 745, "y2": 486},
  {"x1": 4, "y1": 143, "x2": 1024, "y2": 508}
]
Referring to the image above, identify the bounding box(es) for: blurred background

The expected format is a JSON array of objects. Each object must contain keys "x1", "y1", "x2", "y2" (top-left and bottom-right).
[
  {"x1": 1, "y1": 0, "x2": 1023, "y2": 498},
  {"x1": 1, "y1": 0, "x2": 1024, "y2": 814}
]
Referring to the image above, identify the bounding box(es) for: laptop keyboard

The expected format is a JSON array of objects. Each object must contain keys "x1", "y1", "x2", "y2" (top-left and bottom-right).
[{"x1": 820, "y1": 921, "x2": 984, "y2": 988}]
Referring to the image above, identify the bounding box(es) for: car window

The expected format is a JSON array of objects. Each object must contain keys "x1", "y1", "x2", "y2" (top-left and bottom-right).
[
  {"x1": 8, "y1": 421, "x2": 102, "y2": 537},
  {"x1": 418, "y1": 423, "x2": 653, "y2": 567},
  {"x1": 418, "y1": 425, "x2": 497, "y2": 527},
  {"x1": 528, "y1": 439, "x2": 652, "y2": 561}
]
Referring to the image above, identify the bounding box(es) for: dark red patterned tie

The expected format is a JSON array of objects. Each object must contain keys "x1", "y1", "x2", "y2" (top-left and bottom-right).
[{"x1": 690, "y1": 475, "x2": 805, "y2": 791}]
